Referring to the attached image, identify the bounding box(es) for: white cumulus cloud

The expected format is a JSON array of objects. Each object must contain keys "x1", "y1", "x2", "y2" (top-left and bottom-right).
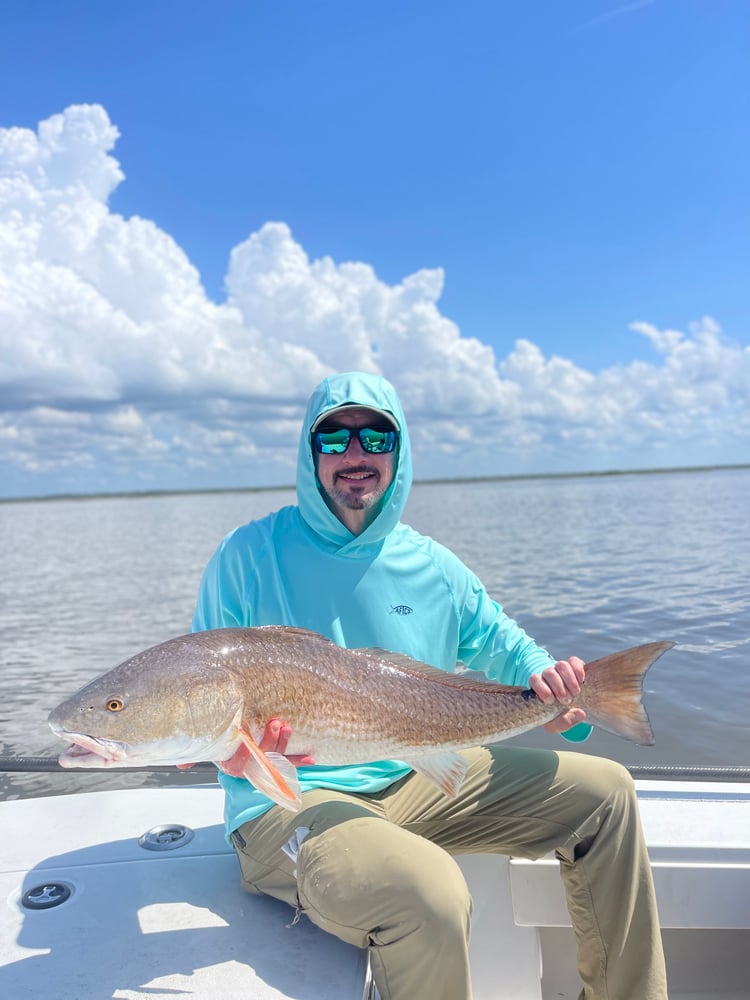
[{"x1": 0, "y1": 104, "x2": 747, "y2": 497}]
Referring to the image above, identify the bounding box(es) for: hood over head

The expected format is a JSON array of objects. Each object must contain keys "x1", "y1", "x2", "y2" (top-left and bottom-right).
[{"x1": 297, "y1": 372, "x2": 413, "y2": 551}]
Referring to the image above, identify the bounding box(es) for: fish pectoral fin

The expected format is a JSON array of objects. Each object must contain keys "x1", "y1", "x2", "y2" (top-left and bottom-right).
[
  {"x1": 405, "y1": 750, "x2": 469, "y2": 799},
  {"x1": 227, "y1": 726, "x2": 302, "y2": 813},
  {"x1": 247, "y1": 751, "x2": 303, "y2": 813}
]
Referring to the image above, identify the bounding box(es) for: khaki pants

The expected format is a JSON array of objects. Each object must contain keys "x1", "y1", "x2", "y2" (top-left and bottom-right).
[{"x1": 232, "y1": 747, "x2": 667, "y2": 1000}]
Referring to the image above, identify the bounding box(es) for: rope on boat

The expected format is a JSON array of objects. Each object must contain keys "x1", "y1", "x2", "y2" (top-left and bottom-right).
[
  {"x1": 626, "y1": 764, "x2": 750, "y2": 783},
  {"x1": 1, "y1": 757, "x2": 749, "y2": 782}
]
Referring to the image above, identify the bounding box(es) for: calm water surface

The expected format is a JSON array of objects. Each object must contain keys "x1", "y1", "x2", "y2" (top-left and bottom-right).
[{"x1": 1, "y1": 468, "x2": 748, "y2": 801}]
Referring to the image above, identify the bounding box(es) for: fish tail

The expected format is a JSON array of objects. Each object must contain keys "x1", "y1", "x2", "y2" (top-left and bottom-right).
[{"x1": 579, "y1": 641, "x2": 674, "y2": 745}]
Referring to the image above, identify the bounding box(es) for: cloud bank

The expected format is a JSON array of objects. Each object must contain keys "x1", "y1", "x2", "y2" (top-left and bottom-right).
[{"x1": 1, "y1": 105, "x2": 747, "y2": 497}]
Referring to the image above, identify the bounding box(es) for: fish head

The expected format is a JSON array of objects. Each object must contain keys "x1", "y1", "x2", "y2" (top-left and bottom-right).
[{"x1": 48, "y1": 634, "x2": 245, "y2": 769}]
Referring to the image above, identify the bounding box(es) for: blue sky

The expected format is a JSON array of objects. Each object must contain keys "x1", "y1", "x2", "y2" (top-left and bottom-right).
[{"x1": 0, "y1": 0, "x2": 748, "y2": 497}]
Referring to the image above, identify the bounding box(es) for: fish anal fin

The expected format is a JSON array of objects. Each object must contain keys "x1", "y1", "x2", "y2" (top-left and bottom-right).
[
  {"x1": 219, "y1": 724, "x2": 302, "y2": 813},
  {"x1": 406, "y1": 750, "x2": 469, "y2": 799}
]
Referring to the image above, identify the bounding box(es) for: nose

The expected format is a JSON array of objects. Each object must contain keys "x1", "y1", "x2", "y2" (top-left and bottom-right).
[{"x1": 343, "y1": 433, "x2": 368, "y2": 460}]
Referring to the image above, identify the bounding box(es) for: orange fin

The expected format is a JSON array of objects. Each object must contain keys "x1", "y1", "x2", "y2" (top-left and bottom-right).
[
  {"x1": 225, "y1": 724, "x2": 302, "y2": 812},
  {"x1": 405, "y1": 751, "x2": 469, "y2": 798}
]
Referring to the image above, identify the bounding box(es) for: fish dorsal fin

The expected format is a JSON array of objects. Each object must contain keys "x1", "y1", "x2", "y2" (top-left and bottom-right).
[
  {"x1": 254, "y1": 625, "x2": 330, "y2": 638},
  {"x1": 224, "y1": 723, "x2": 302, "y2": 813},
  {"x1": 358, "y1": 648, "x2": 526, "y2": 694},
  {"x1": 404, "y1": 750, "x2": 470, "y2": 798}
]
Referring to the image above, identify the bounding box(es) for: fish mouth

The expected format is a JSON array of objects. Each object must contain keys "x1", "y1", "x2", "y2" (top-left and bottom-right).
[{"x1": 54, "y1": 730, "x2": 129, "y2": 769}]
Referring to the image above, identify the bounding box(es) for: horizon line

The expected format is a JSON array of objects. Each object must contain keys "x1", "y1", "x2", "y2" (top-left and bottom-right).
[{"x1": 1, "y1": 463, "x2": 748, "y2": 506}]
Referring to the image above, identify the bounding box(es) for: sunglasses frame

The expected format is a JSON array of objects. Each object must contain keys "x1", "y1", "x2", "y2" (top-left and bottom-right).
[{"x1": 312, "y1": 425, "x2": 398, "y2": 455}]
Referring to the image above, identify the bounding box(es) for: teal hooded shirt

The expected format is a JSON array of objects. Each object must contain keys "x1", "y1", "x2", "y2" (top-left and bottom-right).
[{"x1": 192, "y1": 372, "x2": 591, "y2": 835}]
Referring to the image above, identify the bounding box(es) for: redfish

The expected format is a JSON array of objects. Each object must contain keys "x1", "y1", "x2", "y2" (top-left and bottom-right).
[{"x1": 48, "y1": 626, "x2": 673, "y2": 812}]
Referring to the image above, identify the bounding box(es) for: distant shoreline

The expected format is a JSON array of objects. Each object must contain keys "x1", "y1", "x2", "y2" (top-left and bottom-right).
[{"x1": 1, "y1": 463, "x2": 748, "y2": 505}]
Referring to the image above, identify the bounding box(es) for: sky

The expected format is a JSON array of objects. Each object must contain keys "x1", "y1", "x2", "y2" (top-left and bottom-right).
[{"x1": 0, "y1": 0, "x2": 748, "y2": 499}]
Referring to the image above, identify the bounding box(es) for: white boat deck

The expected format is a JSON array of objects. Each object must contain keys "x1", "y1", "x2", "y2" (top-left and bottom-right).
[{"x1": 1, "y1": 781, "x2": 749, "y2": 999}]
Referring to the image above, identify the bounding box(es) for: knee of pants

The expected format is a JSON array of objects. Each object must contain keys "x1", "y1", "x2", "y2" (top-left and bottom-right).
[
  {"x1": 296, "y1": 817, "x2": 472, "y2": 947},
  {"x1": 556, "y1": 757, "x2": 641, "y2": 864},
  {"x1": 596, "y1": 758, "x2": 638, "y2": 810},
  {"x1": 566, "y1": 754, "x2": 637, "y2": 809}
]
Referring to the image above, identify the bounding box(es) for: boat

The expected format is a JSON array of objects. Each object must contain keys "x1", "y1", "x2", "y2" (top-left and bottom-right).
[{"x1": 1, "y1": 766, "x2": 748, "y2": 999}]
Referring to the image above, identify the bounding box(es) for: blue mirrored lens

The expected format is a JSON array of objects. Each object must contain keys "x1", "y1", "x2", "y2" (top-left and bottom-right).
[
  {"x1": 359, "y1": 429, "x2": 396, "y2": 453},
  {"x1": 315, "y1": 429, "x2": 351, "y2": 454}
]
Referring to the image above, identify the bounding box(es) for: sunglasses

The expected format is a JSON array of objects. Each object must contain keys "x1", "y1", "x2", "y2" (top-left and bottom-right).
[{"x1": 312, "y1": 426, "x2": 398, "y2": 455}]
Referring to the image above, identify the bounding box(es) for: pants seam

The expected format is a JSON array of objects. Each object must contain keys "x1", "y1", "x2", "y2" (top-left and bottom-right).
[{"x1": 565, "y1": 852, "x2": 611, "y2": 999}]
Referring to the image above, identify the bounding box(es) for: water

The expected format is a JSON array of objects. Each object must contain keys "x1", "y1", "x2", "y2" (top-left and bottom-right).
[{"x1": 1, "y1": 468, "x2": 748, "y2": 801}]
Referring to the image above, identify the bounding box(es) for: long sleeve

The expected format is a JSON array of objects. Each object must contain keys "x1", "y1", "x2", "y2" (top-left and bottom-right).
[{"x1": 454, "y1": 566, "x2": 593, "y2": 743}]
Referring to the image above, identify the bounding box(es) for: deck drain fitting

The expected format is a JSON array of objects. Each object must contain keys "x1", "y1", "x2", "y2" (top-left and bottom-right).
[
  {"x1": 139, "y1": 823, "x2": 194, "y2": 851},
  {"x1": 22, "y1": 882, "x2": 72, "y2": 910}
]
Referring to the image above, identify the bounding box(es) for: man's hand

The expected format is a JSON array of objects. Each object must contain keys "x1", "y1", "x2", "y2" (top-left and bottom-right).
[
  {"x1": 529, "y1": 657, "x2": 587, "y2": 734},
  {"x1": 259, "y1": 718, "x2": 315, "y2": 766}
]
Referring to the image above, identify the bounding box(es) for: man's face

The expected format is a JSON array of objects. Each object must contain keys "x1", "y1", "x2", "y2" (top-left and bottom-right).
[{"x1": 314, "y1": 406, "x2": 396, "y2": 532}]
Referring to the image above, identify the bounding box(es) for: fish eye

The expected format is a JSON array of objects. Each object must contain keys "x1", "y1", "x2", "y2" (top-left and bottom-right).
[{"x1": 106, "y1": 697, "x2": 124, "y2": 712}]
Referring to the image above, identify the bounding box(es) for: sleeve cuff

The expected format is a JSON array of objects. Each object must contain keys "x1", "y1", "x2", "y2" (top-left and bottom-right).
[{"x1": 561, "y1": 722, "x2": 593, "y2": 743}]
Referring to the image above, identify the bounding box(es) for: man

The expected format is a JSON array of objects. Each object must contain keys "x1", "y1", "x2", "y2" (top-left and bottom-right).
[{"x1": 192, "y1": 371, "x2": 667, "y2": 1000}]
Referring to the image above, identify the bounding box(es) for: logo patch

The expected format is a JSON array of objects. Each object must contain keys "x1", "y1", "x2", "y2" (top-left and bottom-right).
[{"x1": 389, "y1": 605, "x2": 413, "y2": 616}]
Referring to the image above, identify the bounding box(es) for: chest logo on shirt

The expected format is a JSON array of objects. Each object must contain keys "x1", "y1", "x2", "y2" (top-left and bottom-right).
[{"x1": 389, "y1": 604, "x2": 413, "y2": 616}]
